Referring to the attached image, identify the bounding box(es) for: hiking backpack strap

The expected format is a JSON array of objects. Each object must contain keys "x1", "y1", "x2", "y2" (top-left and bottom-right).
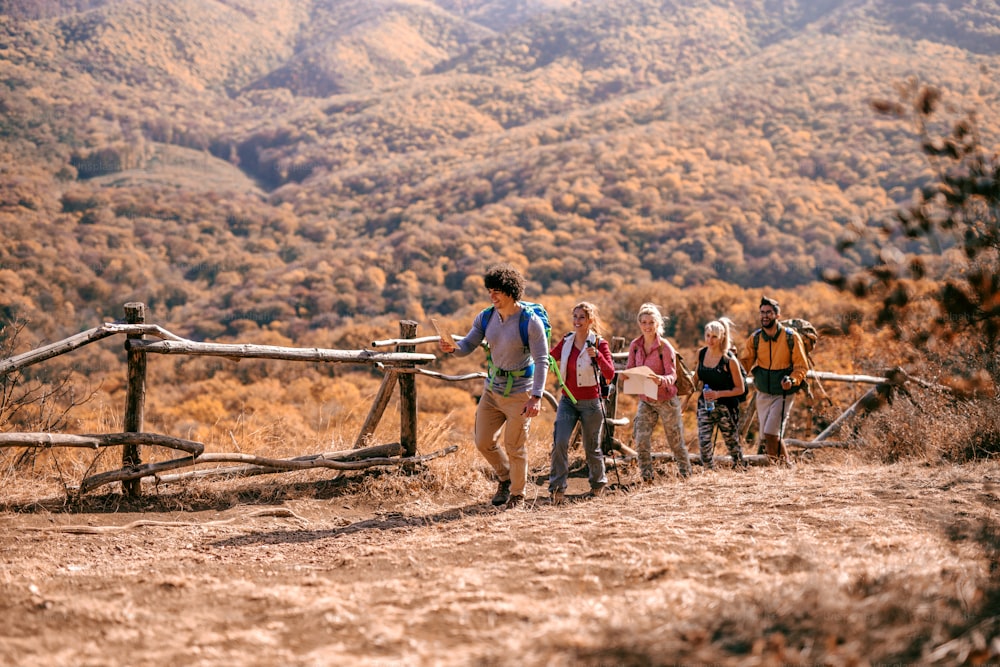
[
  {"x1": 517, "y1": 308, "x2": 530, "y2": 352},
  {"x1": 552, "y1": 332, "x2": 578, "y2": 404}
]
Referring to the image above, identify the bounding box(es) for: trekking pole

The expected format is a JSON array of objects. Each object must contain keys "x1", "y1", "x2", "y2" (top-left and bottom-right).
[
  {"x1": 778, "y1": 390, "x2": 791, "y2": 464},
  {"x1": 589, "y1": 342, "x2": 621, "y2": 488},
  {"x1": 598, "y1": 381, "x2": 622, "y2": 488}
]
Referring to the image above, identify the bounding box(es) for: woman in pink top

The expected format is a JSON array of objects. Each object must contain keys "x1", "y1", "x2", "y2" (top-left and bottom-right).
[{"x1": 626, "y1": 303, "x2": 691, "y2": 481}]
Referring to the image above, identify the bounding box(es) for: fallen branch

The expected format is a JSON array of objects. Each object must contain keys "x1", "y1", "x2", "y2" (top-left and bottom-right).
[
  {"x1": 785, "y1": 438, "x2": 848, "y2": 449},
  {"x1": 24, "y1": 507, "x2": 309, "y2": 534},
  {"x1": 78, "y1": 445, "x2": 460, "y2": 494},
  {"x1": 809, "y1": 387, "x2": 879, "y2": 444},
  {"x1": 0, "y1": 432, "x2": 204, "y2": 456},
  {"x1": 145, "y1": 443, "x2": 406, "y2": 484},
  {"x1": 604, "y1": 438, "x2": 637, "y2": 458}
]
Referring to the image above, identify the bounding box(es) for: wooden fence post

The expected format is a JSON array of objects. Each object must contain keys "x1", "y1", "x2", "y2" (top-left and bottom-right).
[
  {"x1": 352, "y1": 370, "x2": 398, "y2": 449},
  {"x1": 398, "y1": 320, "x2": 418, "y2": 457},
  {"x1": 122, "y1": 302, "x2": 146, "y2": 497}
]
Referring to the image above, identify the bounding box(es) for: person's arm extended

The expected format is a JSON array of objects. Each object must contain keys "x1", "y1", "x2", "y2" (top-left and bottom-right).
[{"x1": 441, "y1": 312, "x2": 486, "y2": 357}]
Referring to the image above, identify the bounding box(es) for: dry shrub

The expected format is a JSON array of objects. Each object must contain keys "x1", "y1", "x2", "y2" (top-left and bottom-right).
[
  {"x1": 952, "y1": 397, "x2": 1000, "y2": 461},
  {"x1": 851, "y1": 389, "x2": 1000, "y2": 463},
  {"x1": 417, "y1": 385, "x2": 478, "y2": 418}
]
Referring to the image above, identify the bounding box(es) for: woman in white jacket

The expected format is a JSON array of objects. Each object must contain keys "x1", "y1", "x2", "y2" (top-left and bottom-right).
[{"x1": 547, "y1": 302, "x2": 616, "y2": 504}]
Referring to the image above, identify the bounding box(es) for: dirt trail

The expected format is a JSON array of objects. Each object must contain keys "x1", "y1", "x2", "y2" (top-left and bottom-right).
[{"x1": 2, "y1": 461, "x2": 999, "y2": 666}]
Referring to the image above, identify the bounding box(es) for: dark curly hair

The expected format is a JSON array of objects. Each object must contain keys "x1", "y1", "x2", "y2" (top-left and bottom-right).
[{"x1": 483, "y1": 263, "x2": 525, "y2": 301}]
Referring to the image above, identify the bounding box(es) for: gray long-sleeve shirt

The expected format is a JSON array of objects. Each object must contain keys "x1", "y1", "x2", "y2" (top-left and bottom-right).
[{"x1": 452, "y1": 304, "x2": 549, "y2": 398}]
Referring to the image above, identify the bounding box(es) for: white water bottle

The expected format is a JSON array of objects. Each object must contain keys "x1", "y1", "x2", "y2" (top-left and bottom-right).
[{"x1": 704, "y1": 385, "x2": 715, "y2": 412}]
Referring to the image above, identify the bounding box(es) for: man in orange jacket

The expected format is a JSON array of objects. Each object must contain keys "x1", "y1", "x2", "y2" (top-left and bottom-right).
[{"x1": 739, "y1": 296, "x2": 809, "y2": 465}]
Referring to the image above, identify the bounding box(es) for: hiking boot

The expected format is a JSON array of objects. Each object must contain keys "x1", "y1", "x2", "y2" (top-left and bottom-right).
[
  {"x1": 505, "y1": 494, "x2": 524, "y2": 509},
  {"x1": 491, "y1": 479, "x2": 511, "y2": 506},
  {"x1": 589, "y1": 482, "x2": 607, "y2": 498},
  {"x1": 550, "y1": 489, "x2": 565, "y2": 506}
]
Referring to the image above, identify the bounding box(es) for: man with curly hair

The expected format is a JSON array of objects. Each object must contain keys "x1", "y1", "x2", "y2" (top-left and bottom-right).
[{"x1": 439, "y1": 264, "x2": 549, "y2": 508}]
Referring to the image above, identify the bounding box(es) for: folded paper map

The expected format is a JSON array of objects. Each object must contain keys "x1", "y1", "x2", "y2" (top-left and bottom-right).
[{"x1": 620, "y1": 365, "x2": 660, "y2": 400}]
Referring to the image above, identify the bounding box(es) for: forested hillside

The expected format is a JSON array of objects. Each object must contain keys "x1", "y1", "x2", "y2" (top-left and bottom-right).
[{"x1": 0, "y1": 0, "x2": 998, "y2": 435}]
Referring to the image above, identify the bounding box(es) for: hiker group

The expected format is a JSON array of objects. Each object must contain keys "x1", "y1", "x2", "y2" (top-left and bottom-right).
[{"x1": 438, "y1": 263, "x2": 814, "y2": 509}]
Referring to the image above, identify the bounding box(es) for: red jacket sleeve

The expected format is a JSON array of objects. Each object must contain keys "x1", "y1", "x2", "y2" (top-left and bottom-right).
[{"x1": 597, "y1": 338, "x2": 615, "y2": 383}]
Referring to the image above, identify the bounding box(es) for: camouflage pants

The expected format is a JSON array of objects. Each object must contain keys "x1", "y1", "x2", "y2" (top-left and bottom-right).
[
  {"x1": 632, "y1": 397, "x2": 690, "y2": 479},
  {"x1": 696, "y1": 400, "x2": 744, "y2": 469}
]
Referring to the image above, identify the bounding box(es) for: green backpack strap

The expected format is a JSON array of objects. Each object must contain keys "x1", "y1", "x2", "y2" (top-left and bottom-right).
[
  {"x1": 552, "y1": 355, "x2": 576, "y2": 404},
  {"x1": 485, "y1": 357, "x2": 532, "y2": 397}
]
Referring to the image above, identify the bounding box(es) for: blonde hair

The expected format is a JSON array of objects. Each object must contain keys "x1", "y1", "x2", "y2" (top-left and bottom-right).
[
  {"x1": 705, "y1": 318, "x2": 733, "y2": 354},
  {"x1": 573, "y1": 301, "x2": 605, "y2": 337},
  {"x1": 636, "y1": 303, "x2": 665, "y2": 336}
]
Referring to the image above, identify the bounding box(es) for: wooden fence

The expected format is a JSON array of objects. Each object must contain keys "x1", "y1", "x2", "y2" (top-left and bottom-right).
[{"x1": 0, "y1": 303, "x2": 458, "y2": 498}]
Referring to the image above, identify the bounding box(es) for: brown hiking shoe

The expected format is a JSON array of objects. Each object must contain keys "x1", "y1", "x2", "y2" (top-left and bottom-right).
[
  {"x1": 550, "y1": 490, "x2": 564, "y2": 505},
  {"x1": 491, "y1": 480, "x2": 511, "y2": 506},
  {"x1": 505, "y1": 494, "x2": 524, "y2": 509}
]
